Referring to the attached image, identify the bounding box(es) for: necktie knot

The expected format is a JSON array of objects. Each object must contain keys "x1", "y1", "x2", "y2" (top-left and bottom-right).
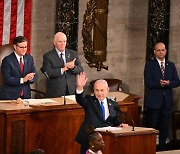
[{"x1": 60, "y1": 53, "x2": 63, "y2": 58}]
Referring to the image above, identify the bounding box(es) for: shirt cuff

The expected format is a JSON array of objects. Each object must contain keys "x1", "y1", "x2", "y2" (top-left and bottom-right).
[
  {"x1": 20, "y1": 78, "x2": 24, "y2": 84},
  {"x1": 76, "y1": 89, "x2": 83, "y2": 94}
]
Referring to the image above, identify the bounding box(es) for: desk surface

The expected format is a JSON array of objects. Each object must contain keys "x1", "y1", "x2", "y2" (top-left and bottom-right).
[{"x1": 99, "y1": 126, "x2": 158, "y2": 137}]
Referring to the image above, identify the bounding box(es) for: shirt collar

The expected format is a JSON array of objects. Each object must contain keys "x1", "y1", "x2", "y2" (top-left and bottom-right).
[
  {"x1": 55, "y1": 47, "x2": 65, "y2": 55},
  {"x1": 156, "y1": 58, "x2": 165, "y2": 66},
  {"x1": 14, "y1": 52, "x2": 23, "y2": 62}
]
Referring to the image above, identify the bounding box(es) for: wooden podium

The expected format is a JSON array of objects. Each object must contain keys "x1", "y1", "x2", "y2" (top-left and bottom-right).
[
  {"x1": 0, "y1": 94, "x2": 141, "y2": 154},
  {"x1": 109, "y1": 91, "x2": 141, "y2": 126},
  {"x1": 99, "y1": 127, "x2": 158, "y2": 154}
]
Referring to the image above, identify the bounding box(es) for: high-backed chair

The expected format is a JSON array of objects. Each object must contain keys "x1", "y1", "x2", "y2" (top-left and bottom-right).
[
  {"x1": 90, "y1": 78, "x2": 122, "y2": 92},
  {"x1": 0, "y1": 44, "x2": 45, "y2": 98}
]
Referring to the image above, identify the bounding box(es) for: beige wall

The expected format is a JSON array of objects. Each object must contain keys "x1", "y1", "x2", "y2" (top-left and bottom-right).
[{"x1": 31, "y1": 0, "x2": 180, "y2": 109}]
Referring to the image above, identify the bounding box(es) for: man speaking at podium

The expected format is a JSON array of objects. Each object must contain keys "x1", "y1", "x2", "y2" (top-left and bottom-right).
[{"x1": 75, "y1": 72, "x2": 128, "y2": 154}]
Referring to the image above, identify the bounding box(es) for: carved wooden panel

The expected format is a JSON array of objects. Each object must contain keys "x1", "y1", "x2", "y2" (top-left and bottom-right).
[{"x1": 10, "y1": 120, "x2": 25, "y2": 154}]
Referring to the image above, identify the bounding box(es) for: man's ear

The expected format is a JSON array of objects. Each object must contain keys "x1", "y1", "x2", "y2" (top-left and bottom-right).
[
  {"x1": 107, "y1": 87, "x2": 110, "y2": 92},
  {"x1": 13, "y1": 45, "x2": 16, "y2": 50}
]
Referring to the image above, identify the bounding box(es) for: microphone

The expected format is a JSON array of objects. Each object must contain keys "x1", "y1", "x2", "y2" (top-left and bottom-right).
[
  {"x1": 63, "y1": 92, "x2": 66, "y2": 105},
  {"x1": 40, "y1": 67, "x2": 49, "y2": 79},
  {"x1": 63, "y1": 71, "x2": 67, "y2": 105},
  {"x1": 114, "y1": 106, "x2": 135, "y2": 131}
]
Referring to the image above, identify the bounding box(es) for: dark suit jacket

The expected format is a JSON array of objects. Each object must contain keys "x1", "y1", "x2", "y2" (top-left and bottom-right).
[
  {"x1": 42, "y1": 48, "x2": 83, "y2": 97},
  {"x1": 0, "y1": 52, "x2": 37, "y2": 99},
  {"x1": 144, "y1": 59, "x2": 180, "y2": 109},
  {"x1": 75, "y1": 92, "x2": 121, "y2": 145}
]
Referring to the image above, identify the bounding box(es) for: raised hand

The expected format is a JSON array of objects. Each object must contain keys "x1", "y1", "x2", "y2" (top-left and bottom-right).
[{"x1": 76, "y1": 72, "x2": 88, "y2": 91}]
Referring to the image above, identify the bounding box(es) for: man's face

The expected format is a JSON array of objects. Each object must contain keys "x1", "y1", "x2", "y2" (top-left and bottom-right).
[
  {"x1": 154, "y1": 43, "x2": 167, "y2": 61},
  {"x1": 54, "y1": 34, "x2": 67, "y2": 51},
  {"x1": 94, "y1": 81, "x2": 109, "y2": 101},
  {"x1": 13, "y1": 41, "x2": 27, "y2": 56}
]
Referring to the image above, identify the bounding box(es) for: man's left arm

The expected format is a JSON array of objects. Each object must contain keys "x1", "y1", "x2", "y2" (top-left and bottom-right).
[
  {"x1": 166, "y1": 63, "x2": 180, "y2": 88},
  {"x1": 28, "y1": 56, "x2": 38, "y2": 83}
]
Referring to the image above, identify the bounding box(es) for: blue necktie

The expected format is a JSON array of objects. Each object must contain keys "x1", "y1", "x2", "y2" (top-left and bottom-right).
[{"x1": 100, "y1": 101, "x2": 105, "y2": 120}]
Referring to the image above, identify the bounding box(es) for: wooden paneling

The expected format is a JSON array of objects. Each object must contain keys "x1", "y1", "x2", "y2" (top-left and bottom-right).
[{"x1": 0, "y1": 95, "x2": 140, "y2": 153}]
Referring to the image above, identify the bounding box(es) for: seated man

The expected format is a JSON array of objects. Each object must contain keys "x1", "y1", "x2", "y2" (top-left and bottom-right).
[
  {"x1": 75, "y1": 72, "x2": 128, "y2": 154},
  {"x1": 0, "y1": 36, "x2": 37, "y2": 99}
]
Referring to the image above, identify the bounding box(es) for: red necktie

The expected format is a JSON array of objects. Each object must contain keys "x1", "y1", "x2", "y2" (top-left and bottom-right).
[
  {"x1": 20, "y1": 57, "x2": 24, "y2": 73},
  {"x1": 20, "y1": 57, "x2": 24, "y2": 96}
]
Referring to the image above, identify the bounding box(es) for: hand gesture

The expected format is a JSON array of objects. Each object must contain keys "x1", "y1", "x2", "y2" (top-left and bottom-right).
[
  {"x1": 66, "y1": 58, "x2": 76, "y2": 69},
  {"x1": 77, "y1": 72, "x2": 88, "y2": 91},
  {"x1": 23, "y1": 73, "x2": 35, "y2": 82}
]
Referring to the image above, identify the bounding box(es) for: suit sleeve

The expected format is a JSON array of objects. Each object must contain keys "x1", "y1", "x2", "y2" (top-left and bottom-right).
[
  {"x1": 167, "y1": 63, "x2": 180, "y2": 88},
  {"x1": 1, "y1": 58, "x2": 21, "y2": 86},
  {"x1": 144, "y1": 62, "x2": 162, "y2": 89},
  {"x1": 42, "y1": 52, "x2": 62, "y2": 78}
]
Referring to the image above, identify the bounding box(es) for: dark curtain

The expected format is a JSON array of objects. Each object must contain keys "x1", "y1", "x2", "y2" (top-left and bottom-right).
[{"x1": 55, "y1": 0, "x2": 79, "y2": 51}]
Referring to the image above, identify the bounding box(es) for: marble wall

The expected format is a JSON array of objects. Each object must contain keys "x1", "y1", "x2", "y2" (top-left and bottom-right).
[{"x1": 31, "y1": 0, "x2": 180, "y2": 109}]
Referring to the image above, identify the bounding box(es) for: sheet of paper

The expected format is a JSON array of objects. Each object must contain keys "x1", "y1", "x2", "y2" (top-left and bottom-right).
[
  {"x1": 95, "y1": 126, "x2": 122, "y2": 132},
  {"x1": 23, "y1": 99, "x2": 59, "y2": 106},
  {"x1": 63, "y1": 95, "x2": 76, "y2": 101}
]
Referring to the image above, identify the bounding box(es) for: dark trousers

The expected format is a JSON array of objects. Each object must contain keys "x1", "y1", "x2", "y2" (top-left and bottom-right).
[{"x1": 147, "y1": 98, "x2": 171, "y2": 151}]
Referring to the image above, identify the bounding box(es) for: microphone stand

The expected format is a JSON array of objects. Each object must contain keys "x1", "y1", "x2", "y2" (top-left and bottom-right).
[
  {"x1": 114, "y1": 106, "x2": 135, "y2": 131},
  {"x1": 63, "y1": 71, "x2": 67, "y2": 105}
]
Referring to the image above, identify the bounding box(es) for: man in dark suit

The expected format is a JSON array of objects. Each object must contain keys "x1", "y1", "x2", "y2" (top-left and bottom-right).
[
  {"x1": 41, "y1": 32, "x2": 83, "y2": 97},
  {"x1": 1, "y1": 36, "x2": 37, "y2": 99},
  {"x1": 144, "y1": 42, "x2": 180, "y2": 151},
  {"x1": 75, "y1": 72, "x2": 128, "y2": 154}
]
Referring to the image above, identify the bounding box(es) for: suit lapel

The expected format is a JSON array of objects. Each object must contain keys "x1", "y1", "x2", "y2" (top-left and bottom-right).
[
  {"x1": 154, "y1": 59, "x2": 163, "y2": 78},
  {"x1": 23, "y1": 55, "x2": 28, "y2": 75},
  {"x1": 92, "y1": 96, "x2": 104, "y2": 120},
  {"x1": 65, "y1": 49, "x2": 71, "y2": 62},
  {"x1": 107, "y1": 98, "x2": 113, "y2": 115},
  {"x1": 164, "y1": 60, "x2": 169, "y2": 78},
  {"x1": 11, "y1": 53, "x2": 22, "y2": 75},
  {"x1": 53, "y1": 49, "x2": 64, "y2": 66}
]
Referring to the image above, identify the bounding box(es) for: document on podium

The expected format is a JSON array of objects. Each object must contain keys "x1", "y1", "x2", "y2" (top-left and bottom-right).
[
  {"x1": 95, "y1": 126, "x2": 122, "y2": 132},
  {"x1": 24, "y1": 99, "x2": 59, "y2": 106}
]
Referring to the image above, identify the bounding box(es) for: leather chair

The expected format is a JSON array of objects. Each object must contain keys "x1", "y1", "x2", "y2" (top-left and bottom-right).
[
  {"x1": 90, "y1": 78, "x2": 122, "y2": 92},
  {"x1": 0, "y1": 44, "x2": 45, "y2": 98}
]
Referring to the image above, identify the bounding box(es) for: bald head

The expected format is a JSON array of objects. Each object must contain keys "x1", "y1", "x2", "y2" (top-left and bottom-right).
[
  {"x1": 154, "y1": 42, "x2": 167, "y2": 61},
  {"x1": 53, "y1": 32, "x2": 67, "y2": 51}
]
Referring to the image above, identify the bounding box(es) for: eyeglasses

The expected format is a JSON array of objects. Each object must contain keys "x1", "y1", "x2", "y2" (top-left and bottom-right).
[{"x1": 16, "y1": 45, "x2": 27, "y2": 49}]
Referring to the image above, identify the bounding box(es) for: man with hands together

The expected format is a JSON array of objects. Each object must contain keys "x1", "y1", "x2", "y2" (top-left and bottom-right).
[
  {"x1": 41, "y1": 32, "x2": 83, "y2": 97},
  {"x1": 144, "y1": 42, "x2": 180, "y2": 151},
  {"x1": 0, "y1": 36, "x2": 37, "y2": 99}
]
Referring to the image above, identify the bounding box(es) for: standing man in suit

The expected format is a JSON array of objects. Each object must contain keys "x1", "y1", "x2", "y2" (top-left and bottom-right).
[
  {"x1": 41, "y1": 32, "x2": 83, "y2": 97},
  {"x1": 1, "y1": 36, "x2": 37, "y2": 100},
  {"x1": 75, "y1": 72, "x2": 128, "y2": 154},
  {"x1": 144, "y1": 42, "x2": 180, "y2": 151}
]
